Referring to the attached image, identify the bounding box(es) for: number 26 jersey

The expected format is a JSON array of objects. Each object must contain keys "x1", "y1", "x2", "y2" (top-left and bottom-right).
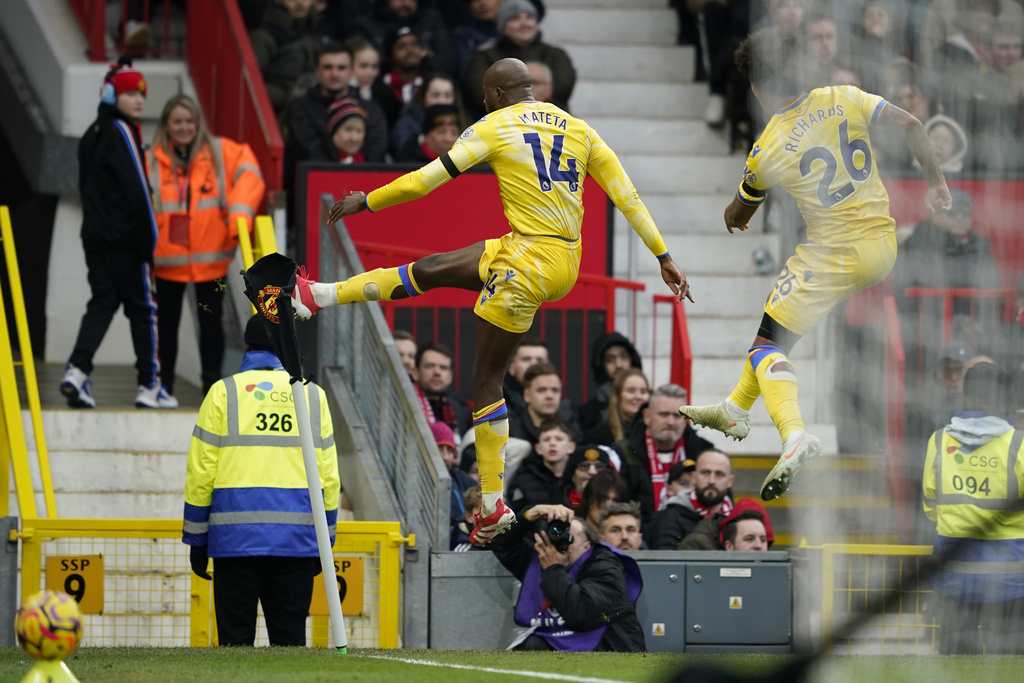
[{"x1": 738, "y1": 85, "x2": 895, "y2": 244}]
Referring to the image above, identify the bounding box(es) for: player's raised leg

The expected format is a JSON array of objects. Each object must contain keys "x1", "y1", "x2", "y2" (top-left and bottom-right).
[
  {"x1": 468, "y1": 316, "x2": 523, "y2": 545},
  {"x1": 291, "y1": 242, "x2": 487, "y2": 319}
]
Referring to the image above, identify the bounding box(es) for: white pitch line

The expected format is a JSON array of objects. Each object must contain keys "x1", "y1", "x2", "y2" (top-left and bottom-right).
[{"x1": 359, "y1": 653, "x2": 632, "y2": 683}]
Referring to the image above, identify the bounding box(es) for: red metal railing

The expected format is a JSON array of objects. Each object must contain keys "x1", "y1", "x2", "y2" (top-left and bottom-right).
[
  {"x1": 65, "y1": 0, "x2": 283, "y2": 193},
  {"x1": 186, "y1": 0, "x2": 284, "y2": 192},
  {"x1": 883, "y1": 295, "x2": 910, "y2": 539},
  {"x1": 651, "y1": 295, "x2": 692, "y2": 399},
  {"x1": 353, "y1": 241, "x2": 644, "y2": 400},
  {"x1": 903, "y1": 286, "x2": 1015, "y2": 358}
]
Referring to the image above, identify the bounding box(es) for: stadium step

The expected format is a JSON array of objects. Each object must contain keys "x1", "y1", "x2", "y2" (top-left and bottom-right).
[
  {"x1": 618, "y1": 155, "x2": 744, "y2": 195},
  {"x1": 560, "y1": 44, "x2": 695, "y2": 83},
  {"x1": 542, "y1": 8, "x2": 678, "y2": 46},
  {"x1": 611, "y1": 193, "x2": 766, "y2": 236},
  {"x1": 553, "y1": 0, "x2": 667, "y2": 8},
  {"x1": 585, "y1": 117, "x2": 729, "y2": 156},
  {"x1": 672, "y1": 234, "x2": 782, "y2": 277},
  {"x1": 572, "y1": 81, "x2": 710, "y2": 120}
]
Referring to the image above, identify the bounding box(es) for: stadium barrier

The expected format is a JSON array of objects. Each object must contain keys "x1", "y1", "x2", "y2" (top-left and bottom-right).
[
  {"x1": 819, "y1": 543, "x2": 936, "y2": 655},
  {"x1": 650, "y1": 295, "x2": 693, "y2": 398},
  {"x1": 13, "y1": 518, "x2": 409, "y2": 648}
]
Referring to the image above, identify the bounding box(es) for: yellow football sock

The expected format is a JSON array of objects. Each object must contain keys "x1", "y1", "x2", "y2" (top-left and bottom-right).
[
  {"x1": 727, "y1": 348, "x2": 762, "y2": 411},
  {"x1": 335, "y1": 263, "x2": 422, "y2": 304},
  {"x1": 473, "y1": 399, "x2": 508, "y2": 513},
  {"x1": 750, "y1": 345, "x2": 804, "y2": 442}
]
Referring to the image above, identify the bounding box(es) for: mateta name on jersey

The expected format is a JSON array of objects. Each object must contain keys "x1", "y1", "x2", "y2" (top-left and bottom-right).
[
  {"x1": 783, "y1": 103, "x2": 845, "y2": 153},
  {"x1": 515, "y1": 108, "x2": 569, "y2": 130}
]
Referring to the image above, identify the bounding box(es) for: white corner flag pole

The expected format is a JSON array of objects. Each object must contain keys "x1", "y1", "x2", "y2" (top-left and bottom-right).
[{"x1": 291, "y1": 379, "x2": 348, "y2": 653}]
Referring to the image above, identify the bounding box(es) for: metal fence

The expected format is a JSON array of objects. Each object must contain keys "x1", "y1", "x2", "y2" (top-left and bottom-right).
[
  {"x1": 821, "y1": 543, "x2": 937, "y2": 655},
  {"x1": 314, "y1": 195, "x2": 449, "y2": 552}
]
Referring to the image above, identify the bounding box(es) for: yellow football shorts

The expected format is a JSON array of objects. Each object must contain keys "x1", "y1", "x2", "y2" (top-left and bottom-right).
[
  {"x1": 764, "y1": 232, "x2": 897, "y2": 336},
  {"x1": 475, "y1": 232, "x2": 581, "y2": 333}
]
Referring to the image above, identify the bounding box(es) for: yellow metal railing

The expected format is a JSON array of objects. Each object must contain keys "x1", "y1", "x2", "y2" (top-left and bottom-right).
[
  {"x1": 820, "y1": 543, "x2": 936, "y2": 654},
  {"x1": 13, "y1": 518, "x2": 412, "y2": 648},
  {"x1": 0, "y1": 206, "x2": 57, "y2": 519}
]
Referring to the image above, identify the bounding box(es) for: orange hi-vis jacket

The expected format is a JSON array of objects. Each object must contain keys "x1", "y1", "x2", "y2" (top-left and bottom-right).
[{"x1": 149, "y1": 137, "x2": 265, "y2": 283}]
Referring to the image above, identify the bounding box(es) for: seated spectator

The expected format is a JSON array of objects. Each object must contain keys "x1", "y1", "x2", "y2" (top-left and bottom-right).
[
  {"x1": 434, "y1": 422, "x2": 477, "y2": 550},
  {"x1": 583, "y1": 369, "x2": 650, "y2": 446},
  {"x1": 509, "y1": 363, "x2": 578, "y2": 445},
  {"x1": 350, "y1": 0, "x2": 456, "y2": 78},
  {"x1": 391, "y1": 73, "x2": 464, "y2": 156},
  {"x1": 564, "y1": 446, "x2": 614, "y2": 514},
  {"x1": 972, "y1": 24, "x2": 1024, "y2": 172},
  {"x1": 397, "y1": 103, "x2": 462, "y2": 163},
  {"x1": 375, "y1": 26, "x2": 429, "y2": 128},
  {"x1": 392, "y1": 329, "x2": 418, "y2": 379},
  {"x1": 344, "y1": 37, "x2": 391, "y2": 125},
  {"x1": 654, "y1": 449, "x2": 734, "y2": 550},
  {"x1": 804, "y1": 10, "x2": 840, "y2": 89},
  {"x1": 872, "y1": 70, "x2": 940, "y2": 172},
  {"x1": 685, "y1": 0, "x2": 751, "y2": 128},
  {"x1": 614, "y1": 384, "x2": 713, "y2": 517},
  {"x1": 504, "y1": 338, "x2": 550, "y2": 413},
  {"x1": 249, "y1": 0, "x2": 323, "y2": 112},
  {"x1": 527, "y1": 61, "x2": 554, "y2": 103},
  {"x1": 579, "y1": 332, "x2": 643, "y2": 436},
  {"x1": 893, "y1": 190, "x2": 1001, "y2": 319},
  {"x1": 414, "y1": 342, "x2": 472, "y2": 440},
  {"x1": 460, "y1": 446, "x2": 480, "y2": 484},
  {"x1": 599, "y1": 500, "x2": 644, "y2": 552},
  {"x1": 663, "y1": 459, "x2": 696, "y2": 508},
  {"x1": 930, "y1": 8, "x2": 993, "y2": 130},
  {"x1": 452, "y1": 485, "x2": 483, "y2": 551},
  {"x1": 452, "y1": 0, "x2": 502, "y2": 80},
  {"x1": 490, "y1": 504, "x2": 644, "y2": 652},
  {"x1": 327, "y1": 98, "x2": 368, "y2": 163},
  {"x1": 829, "y1": 60, "x2": 863, "y2": 88},
  {"x1": 848, "y1": 0, "x2": 907, "y2": 97},
  {"x1": 464, "y1": 0, "x2": 576, "y2": 120},
  {"x1": 679, "y1": 498, "x2": 773, "y2": 551},
  {"x1": 918, "y1": 0, "x2": 1024, "y2": 72},
  {"x1": 721, "y1": 509, "x2": 769, "y2": 552},
  {"x1": 508, "y1": 417, "x2": 575, "y2": 512},
  {"x1": 920, "y1": 115, "x2": 969, "y2": 176},
  {"x1": 283, "y1": 42, "x2": 388, "y2": 182},
  {"x1": 578, "y1": 469, "x2": 631, "y2": 537}
]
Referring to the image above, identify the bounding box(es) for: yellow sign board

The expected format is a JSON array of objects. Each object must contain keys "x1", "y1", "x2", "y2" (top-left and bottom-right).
[
  {"x1": 310, "y1": 556, "x2": 364, "y2": 616},
  {"x1": 45, "y1": 555, "x2": 103, "y2": 614}
]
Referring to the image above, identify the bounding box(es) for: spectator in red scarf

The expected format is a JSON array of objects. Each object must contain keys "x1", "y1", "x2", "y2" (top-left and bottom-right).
[
  {"x1": 374, "y1": 25, "x2": 427, "y2": 127},
  {"x1": 679, "y1": 497, "x2": 774, "y2": 551},
  {"x1": 653, "y1": 449, "x2": 733, "y2": 549},
  {"x1": 414, "y1": 342, "x2": 472, "y2": 442},
  {"x1": 327, "y1": 98, "x2": 368, "y2": 164}
]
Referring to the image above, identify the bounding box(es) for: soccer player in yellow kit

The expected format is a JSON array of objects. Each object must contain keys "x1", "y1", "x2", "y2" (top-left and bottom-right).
[
  {"x1": 292, "y1": 58, "x2": 692, "y2": 544},
  {"x1": 680, "y1": 27, "x2": 952, "y2": 501}
]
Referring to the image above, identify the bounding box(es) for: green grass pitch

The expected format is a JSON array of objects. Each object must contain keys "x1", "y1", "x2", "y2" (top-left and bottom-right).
[{"x1": 2, "y1": 648, "x2": 1024, "y2": 682}]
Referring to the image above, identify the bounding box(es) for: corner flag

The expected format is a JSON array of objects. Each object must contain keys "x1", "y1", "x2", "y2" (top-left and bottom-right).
[{"x1": 242, "y1": 253, "x2": 305, "y2": 384}]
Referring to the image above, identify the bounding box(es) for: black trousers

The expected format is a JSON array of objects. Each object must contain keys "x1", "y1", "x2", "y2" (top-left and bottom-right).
[
  {"x1": 69, "y1": 251, "x2": 160, "y2": 388},
  {"x1": 156, "y1": 278, "x2": 225, "y2": 395},
  {"x1": 213, "y1": 556, "x2": 318, "y2": 647},
  {"x1": 937, "y1": 592, "x2": 1024, "y2": 654}
]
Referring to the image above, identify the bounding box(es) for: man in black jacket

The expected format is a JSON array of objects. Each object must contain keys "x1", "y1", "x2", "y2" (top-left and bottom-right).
[
  {"x1": 61, "y1": 58, "x2": 175, "y2": 410},
  {"x1": 490, "y1": 503, "x2": 645, "y2": 652},
  {"x1": 655, "y1": 448, "x2": 734, "y2": 550},
  {"x1": 578, "y1": 332, "x2": 643, "y2": 435}
]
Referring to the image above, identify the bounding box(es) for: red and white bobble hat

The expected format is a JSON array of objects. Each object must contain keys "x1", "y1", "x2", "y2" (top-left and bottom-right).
[{"x1": 100, "y1": 58, "x2": 147, "y2": 104}]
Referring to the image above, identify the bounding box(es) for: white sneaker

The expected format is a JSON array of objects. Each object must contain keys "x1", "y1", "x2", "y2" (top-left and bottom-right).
[
  {"x1": 60, "y1": 364, "x2": 96, "y2": 409},
  {"x1": 760, "y1": 430, "x2": 822, "y2": 501},
  {"x1": 135, "y1": 384, "x2": 179, "y2": 409},
  {"x1": 704, "y1": 93, "x2": 726, "y2": 128},
  {"x1": 679, "y1": 399, "x2": 750, "y2": 440}
]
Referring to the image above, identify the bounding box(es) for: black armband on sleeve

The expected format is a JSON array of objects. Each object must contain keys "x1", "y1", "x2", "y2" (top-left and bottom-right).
[
  {"x1": 741, "y1": 181, "x2": 766, "y2": 198},
  {"x1": 440, "y1": 153, "x2": 461, "y2": 179}
]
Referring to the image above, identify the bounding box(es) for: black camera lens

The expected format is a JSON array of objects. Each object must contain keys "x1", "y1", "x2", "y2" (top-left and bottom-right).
[{"x1": 536, "y1": 517, "x2": 573, "y2": 553}]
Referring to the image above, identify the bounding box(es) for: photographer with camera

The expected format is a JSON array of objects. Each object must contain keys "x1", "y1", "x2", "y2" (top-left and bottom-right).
[{"x1": 489, "y1": 504, "x2": 645, "y2": 652}]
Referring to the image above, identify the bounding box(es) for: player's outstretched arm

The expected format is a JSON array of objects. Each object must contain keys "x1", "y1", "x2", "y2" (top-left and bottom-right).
[
  {"x1": 875, "y1": 103, "x2": 952, "y2": 213},
  {"x1": 328, "y1": 191, "x2": 367, "y2": 224}
]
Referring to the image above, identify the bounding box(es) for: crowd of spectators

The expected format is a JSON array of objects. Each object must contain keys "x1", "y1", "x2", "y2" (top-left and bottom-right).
[
  {"x1": 676, "y1": 0, "x2": 1024, "y2": 173},
  {"x1": 390, "y1": 328, "x2": 777, "y2": 555},
  {"x1": 236, "y1": 0, "x2": 575, "y2": 196}
]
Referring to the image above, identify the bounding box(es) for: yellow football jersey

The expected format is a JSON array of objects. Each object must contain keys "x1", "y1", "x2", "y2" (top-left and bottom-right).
[
  {"x1": 738, "y1": 86, "x2": 895, "y2": 244},
  {"x1": 366, "y1": 100, "x2": 668, "y2": 257}
]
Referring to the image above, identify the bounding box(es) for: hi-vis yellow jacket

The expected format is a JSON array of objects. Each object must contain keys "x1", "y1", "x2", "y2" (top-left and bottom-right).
[
  {"x1": 149, "y1": 137, "x2": 264, "y2": 283},
  {"x1": 923, "y1": 417, "x2": 1024, "y2": 602},
  {"x1": 182, "y1": 356, "x2": 340, "y2": 557}
]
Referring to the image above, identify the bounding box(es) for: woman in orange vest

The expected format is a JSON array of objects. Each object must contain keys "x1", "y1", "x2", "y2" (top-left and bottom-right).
[{"x1": 150, "y1": 94, "x2": 265, "y2": 396}]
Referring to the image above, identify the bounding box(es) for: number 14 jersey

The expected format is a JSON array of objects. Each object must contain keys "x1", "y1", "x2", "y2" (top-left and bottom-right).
[
  {"x1": 367, "y1": 100, "x2": 668, "y2": 258},
  {"x1": 738, "y1": 86, "x2": 895, "y2": 244}
]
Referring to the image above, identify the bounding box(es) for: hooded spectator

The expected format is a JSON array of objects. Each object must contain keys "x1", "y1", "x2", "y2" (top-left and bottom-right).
[{"x1": 578, "y1": 332, "x2": 643, "y2": 435}]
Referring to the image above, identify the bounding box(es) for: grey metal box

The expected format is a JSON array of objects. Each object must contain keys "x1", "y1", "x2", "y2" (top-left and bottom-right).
[
  {"x1": 684, "y1": 558, "x2": 792, "y2": 645},
  {"x1": 429, "y1": 552, "x2": 519, "y2": 649},
  {"x1": 634, "y1": 559, "x2": 687, "y2": 652}
]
